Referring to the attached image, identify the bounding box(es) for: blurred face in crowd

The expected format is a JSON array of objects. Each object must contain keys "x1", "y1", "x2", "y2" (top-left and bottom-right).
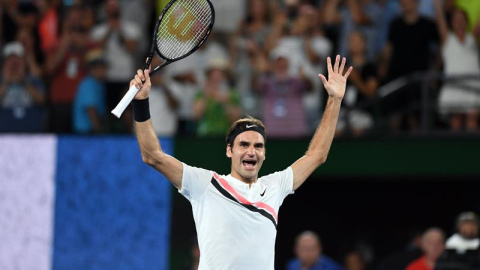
[
  {"x1": 227, "y1": 131, "x2": 266, "y2": 183},
  {"x1": 71, "y1": 27, "x2": 89, "y2": 50},
  {"x1": 344, "y1": 252, "x2": 366, "y2": 270},
  {"x1": 400, "y1": 0, "x2": 418, "y2": 14},
  {"x1": 249, "y1": 0, "x2": 267, "y2": 21},
  {"x1": 90, "y1": 63, "x2": 107, "y2": 81},
  {"x1": 451, "y1": 9, "x2": 468, "y2": 34},
  {"x1": 348, "y1": 32, "x2": 366, "y2": 56},
  {"x1": 422, "y1": 229, "x2": 445, "y2": 262},
  {"x1": 2, "y1": 55, "x2": 26, "y2": 82},
  {"x1": 458, "y1": 221, "x2": 479, "y2": 239},
  {"x1": 207, "y1": 68, "x2": 226, "y2": 85},
  {"x1": 295, "y1": 233, "x2": 321, "y2": 266},
  {"x1": 274, "y1": 57, "x2": 289, "y2": 78},
  {"x1": 106, "y1": 0, "x2": 121, "y2": 19}
]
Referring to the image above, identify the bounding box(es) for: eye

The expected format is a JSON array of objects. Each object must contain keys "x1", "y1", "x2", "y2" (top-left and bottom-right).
[{"x1": 254, "y1": 144, "x2": 264, "y2": 149}]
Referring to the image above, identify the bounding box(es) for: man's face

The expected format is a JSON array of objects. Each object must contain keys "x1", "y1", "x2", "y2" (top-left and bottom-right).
[
  {"x1": 422, "y1": 231, "x2": 445, "y2": 261},
  {"x1": 459, "y1": 221, "x2": 479, "y2": 239},
  {"x1": 227, "y1": 131, "x2": 265, "y2": 183},
  {"x1": 400, "y1": 0, "x2": 418, "y2": 14},
  {"x1": 295, "y1": 235, "x2": 320, "y2": 265}
]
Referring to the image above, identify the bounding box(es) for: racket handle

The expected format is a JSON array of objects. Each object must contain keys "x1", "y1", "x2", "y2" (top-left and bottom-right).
[{"x1": 111, "y1": 84, "x2": 140, "y2": 118}]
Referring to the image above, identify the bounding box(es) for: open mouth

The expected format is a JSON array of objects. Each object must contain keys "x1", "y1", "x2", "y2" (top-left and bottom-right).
[{"x1": 242, "y1": 160, "x2": 257, "y2": 170}]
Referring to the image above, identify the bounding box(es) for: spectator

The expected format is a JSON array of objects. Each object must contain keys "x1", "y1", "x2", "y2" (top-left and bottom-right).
[
  {"x1": 165, "y1": 58, "x2": 201, "y2": 136},
  {"x1": 257, "y1": 48, "x2": 310, "y2": 138},
  {"x1": 0, "y1": 41, "x2": 46, "y2": 132},
  {"x1": 193, "y1": 58, "x2": 242, "y2": 137},
  {"x1": 337, "y1": 31, "x2": 378, "y2": 137},
  {"x1": 286, "y1": 230, "x2": 344, "y2": 270},
  {"x1": 37, "y1": 0, "x2": 61, "y2": 54},
  {"x1": 270, "y1": 3, "x2": 332, "y2": 131},
  {"x1": 73, "y1": 49, "x2": 107, "y2": 134},
  {"x1": 230, "y1": 0, "x2": 273, "y2": 116},
  {"x1": 90, "y1": 0, "x2": 140, "y2": 133},
  {"x1": 379, "y1": 0, "x2": 439, "y2": 132},
  {"x1": 193, "y1": 33, "x2": 229, "y2": 87},
  {"x1": 15, "y1": 2, "x2": 45, "y2": 76},
  {"x1": 344, "y1": 250, "x2": 368, "y2": 270},
  {"x1": 149, "y1": 56, "x2": 179, "y2": 137},
  {"x1": 445, "y1": 0, "x2": 480, "y2": 32},
  {"x1": 322, "y1": 0, "x2": 383, "y2": 61},
  {"x1": 435, "y1": 212, "x2": 479, "y2": 270},
  {"x1": 406, "y1": 227, "x2": 445, "y2": 270},
  {"x1": 434, "y1": 0, "x2": 480, "y2": 132},
  {"x1": 445, "y1": 212, "x2": 479, "y2": 252},
  {"x1": 15, "y1": 27, "x2": 42, "y2": 78},
  {"x1": 46, "y1": 10, "x2": 90, "y2": 133}
]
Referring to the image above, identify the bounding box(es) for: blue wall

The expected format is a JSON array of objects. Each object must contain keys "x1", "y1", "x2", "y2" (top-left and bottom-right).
[{"x1": 53, "y1": 136, "x2": 173, "y2": 270}]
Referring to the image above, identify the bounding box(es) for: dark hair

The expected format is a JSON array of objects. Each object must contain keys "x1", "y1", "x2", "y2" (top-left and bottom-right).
[
  {"x1": 226, "y1": 116, "x2": 267, "y2": 146},
  {"x1": 446, "y1": 8, "x2": 469, "y2": 30}
]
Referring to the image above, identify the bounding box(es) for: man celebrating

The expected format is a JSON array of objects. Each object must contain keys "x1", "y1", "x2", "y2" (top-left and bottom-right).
[{"x1": 129, "y1": 55, "x2": 352, "y2": 269}]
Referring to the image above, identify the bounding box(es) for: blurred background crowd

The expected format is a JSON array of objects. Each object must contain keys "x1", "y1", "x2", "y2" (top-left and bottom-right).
[
  {"x1": 1, "y1": 0, "x2": 479, "y2": 137},
  {"x1": 178, "y1": 211, "x2": 480, "y2": 270}
]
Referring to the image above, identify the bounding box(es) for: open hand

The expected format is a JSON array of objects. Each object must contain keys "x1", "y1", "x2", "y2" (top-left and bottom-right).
[{"x1": 318, "y1": 55, "x2": 353, "y2": 99}]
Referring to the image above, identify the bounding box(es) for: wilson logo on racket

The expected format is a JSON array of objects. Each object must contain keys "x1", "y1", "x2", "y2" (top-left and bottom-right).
[
  {"x1": 168, "y1": 9, "x2": 196, "y2": 42},
  {"x1": 111, "y1": 0, "x2": 215, "y2": 118}
]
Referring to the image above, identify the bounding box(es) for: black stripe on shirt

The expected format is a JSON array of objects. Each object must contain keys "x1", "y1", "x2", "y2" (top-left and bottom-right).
[{"x1": 211, "y1": 178, "x2": 277, "y2": 229}]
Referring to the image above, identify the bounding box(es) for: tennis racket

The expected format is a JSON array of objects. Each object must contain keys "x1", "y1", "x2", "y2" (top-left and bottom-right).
[{"x1": 111, "y1": 0, "x2": 215, "y2": 118}]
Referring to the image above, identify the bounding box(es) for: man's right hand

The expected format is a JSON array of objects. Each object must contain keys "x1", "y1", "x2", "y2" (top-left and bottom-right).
[{"x1": 132, "y1": 69, "x2": 151, "y2": 100}]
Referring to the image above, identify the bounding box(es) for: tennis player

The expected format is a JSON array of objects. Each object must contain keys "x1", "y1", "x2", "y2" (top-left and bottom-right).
[{"x1": 130, "y1": 55, "x2": 352, "y2": 269}]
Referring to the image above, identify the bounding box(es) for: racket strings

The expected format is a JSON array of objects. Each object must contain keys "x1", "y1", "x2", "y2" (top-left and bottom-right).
[{"x1": 156, "y1": 0, "x2": 213, "y2": 60}]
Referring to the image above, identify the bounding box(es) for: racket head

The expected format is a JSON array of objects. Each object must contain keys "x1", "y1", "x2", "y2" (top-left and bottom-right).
[{"x1": 153, "y1": 0, "x2": 215, "y2": 64}]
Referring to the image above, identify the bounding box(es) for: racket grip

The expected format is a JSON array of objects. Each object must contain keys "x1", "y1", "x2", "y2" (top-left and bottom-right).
[{"x1": 111, "y1": 84, "x2": 140, "y2": 118}]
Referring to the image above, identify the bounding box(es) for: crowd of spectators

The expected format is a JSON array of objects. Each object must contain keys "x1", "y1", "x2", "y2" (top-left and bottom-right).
[
  {"x1": 1, "y1": 0, "x2": 479, "y2": 137},
  {"x1": 285, "y1": 211, "x2": 479, "y2": 270}
]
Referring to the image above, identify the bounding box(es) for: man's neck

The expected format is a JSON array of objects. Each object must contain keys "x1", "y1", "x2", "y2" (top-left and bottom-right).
[{"x1": 230, "y1": 172, "x2": 257, "y2": 187}]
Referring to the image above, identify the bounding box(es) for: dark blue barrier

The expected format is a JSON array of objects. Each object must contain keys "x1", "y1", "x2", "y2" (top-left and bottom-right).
[{"x1": 53, "y1": 136, "x2": 173, "y2": 270}]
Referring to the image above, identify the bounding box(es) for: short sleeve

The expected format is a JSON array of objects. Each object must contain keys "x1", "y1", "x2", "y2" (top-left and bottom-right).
[
  {"x1": 261, "y1": 167, "x2": 294, "y2": 205},
  {"x1": 178, "y1": 163, "x2": 214, "y2": 202},
  {"x1": 278, "y1": 167, "x2": 294, "y2": 200}
]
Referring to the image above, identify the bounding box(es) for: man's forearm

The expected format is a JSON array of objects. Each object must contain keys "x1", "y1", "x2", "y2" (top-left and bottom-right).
[
  {"x1": 135, "y1": 120, "x2": 164, "y2": 165},
  {"x1": 305, "y1": 96, "x2": 342, "y2": 163}
]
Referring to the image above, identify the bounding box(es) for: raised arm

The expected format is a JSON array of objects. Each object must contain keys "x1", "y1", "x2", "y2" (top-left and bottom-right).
[
  {"x1": 291, "y1": 55, "x2": 352, "y2": 190},
  {"x1": 132, "y1": 69, "x2": 184, "y2": 188},
  {"x1": 434, "y1": 0, "x2": 449, "y2": 44}
]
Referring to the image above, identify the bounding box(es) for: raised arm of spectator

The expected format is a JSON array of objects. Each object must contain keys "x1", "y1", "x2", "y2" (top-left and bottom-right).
[
  {"x1": 322, "y1": 0, "x2": 342, "y2": 24},
  {"x1": 378, "y1": 41, "x2": 392, "y2": 80},
  {"x1": 291, "y1": 55, "x2": 352, "y2": 190},
  {"x1": 347, "y1": 0, "x2": 372, "y2": 24},
  {"x1": 46, "y1": 32, "x2": 71, "y2": 74},
  {"x1": 434, "y1": 0, "x2": 449, "y2": 44},
  {"x1": 473, "y1": 19, "x2": 480, "y2": 39},
  {"x1": 132, "y1": 69, "x2": 184, "y2": 188}
]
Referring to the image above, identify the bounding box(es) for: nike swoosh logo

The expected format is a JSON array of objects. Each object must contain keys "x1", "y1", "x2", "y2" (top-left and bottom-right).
[
  {"x1": 260, "y1": 189, "x2": 266, "y2": 196},
  {"x1": 246, "y1": 124, "x2": 257, "y2": 129}
]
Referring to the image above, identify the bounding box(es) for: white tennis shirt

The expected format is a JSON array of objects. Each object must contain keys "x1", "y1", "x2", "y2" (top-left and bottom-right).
[{"x1": 179, "y1": 163, "x2": 294, "y2": 270}]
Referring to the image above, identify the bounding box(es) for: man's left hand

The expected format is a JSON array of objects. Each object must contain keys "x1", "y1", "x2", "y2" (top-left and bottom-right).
[{"x1": 318, "y1": 55, "x2": 353, "y2": 99}]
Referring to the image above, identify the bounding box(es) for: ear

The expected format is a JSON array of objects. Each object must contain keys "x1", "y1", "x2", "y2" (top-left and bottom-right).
[{"x1": 226, "y1": 144, "x2": 232, "y2": 158}]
